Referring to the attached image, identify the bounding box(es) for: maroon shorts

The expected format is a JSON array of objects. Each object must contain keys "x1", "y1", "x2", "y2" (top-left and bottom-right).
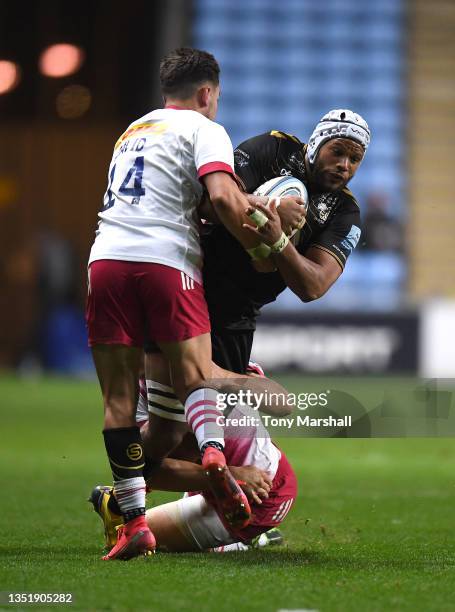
[
  {"x1": 236, "y1": 452, "x2": 297, "y2": 542},
  {"x1": 86, "y1": 260, "x2": 210, "y2": 346},
  {"x1": 194, "y1": 451, "x2": 297, "y2": 543}
]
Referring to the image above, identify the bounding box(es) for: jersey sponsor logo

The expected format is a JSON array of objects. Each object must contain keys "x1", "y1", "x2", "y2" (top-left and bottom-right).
[
  {"x1": 114, "y1": 120, "x2": 169, "y2": 150},
  {"x1": 318, "y1": 200, "x2": 329, "y2": 220},
  {"x1": 288, "y1": 151, "x2": 307, "y2": 177},
  {"x1": 341, "y1": 225, "x2": 361, "y2": 252},
  {"x1": 331, "y1": 244, "x2": 344, "y2": 255},
  {"x1": 181, "y1": 272, "x2": 195, "y2": 290},
  {"x1": 234, "y1": 149, "x2": 250, "y2": 168},
  {"x1": 311, "y1": 193, "x2": 338, "y2": 224}
]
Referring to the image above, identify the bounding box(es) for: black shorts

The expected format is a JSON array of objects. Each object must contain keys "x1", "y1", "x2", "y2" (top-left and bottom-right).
[{"x1": 211, "y1": 328, "x2": 254, "y2": 374}]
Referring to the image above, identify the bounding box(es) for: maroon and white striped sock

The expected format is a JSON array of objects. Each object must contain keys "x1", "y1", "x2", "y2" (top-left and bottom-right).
[{"x1": 184, "y1": 388, "x2": 224, "y2": 451}]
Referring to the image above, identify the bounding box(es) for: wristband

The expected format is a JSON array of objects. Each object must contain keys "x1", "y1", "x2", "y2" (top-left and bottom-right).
[
  {"x1": 270, "y1": 232, "x2": 289, "y2": 254},
  {"x1": 248, "y1": 209, "x2": 269, "y2": 228},
  {"x1": 246, "y1": 242, "x2": 271, "y2": 260}
]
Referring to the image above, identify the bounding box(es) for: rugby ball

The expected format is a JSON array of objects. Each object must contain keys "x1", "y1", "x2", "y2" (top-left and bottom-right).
[
  {"x1": 254, "y1": 175, "x2": 308, "y2": 208},
  {"x1": 253, "y1": 175, "x2": 308, "y2": 239}
]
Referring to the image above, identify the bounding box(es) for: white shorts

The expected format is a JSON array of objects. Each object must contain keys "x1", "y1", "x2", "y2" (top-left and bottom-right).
[{"x1": 165, "y1": 494, "x2": 235, "y2": 550}]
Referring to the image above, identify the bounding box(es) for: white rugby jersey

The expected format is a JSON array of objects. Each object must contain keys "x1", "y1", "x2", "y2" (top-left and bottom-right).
[{"x1": 88, "y1": 107, "x2": 234, "y2": 284}]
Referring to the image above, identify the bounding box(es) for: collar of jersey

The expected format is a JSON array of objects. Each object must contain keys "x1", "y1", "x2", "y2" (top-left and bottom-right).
[{"x1": 165, "y1": 105, "x2": 187, "y2": 110}]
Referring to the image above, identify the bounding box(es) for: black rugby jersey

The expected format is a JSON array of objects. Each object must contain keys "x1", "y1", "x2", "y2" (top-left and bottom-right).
[{"x1": 202, "y1": 131, "x2": 362, "y2": 331}]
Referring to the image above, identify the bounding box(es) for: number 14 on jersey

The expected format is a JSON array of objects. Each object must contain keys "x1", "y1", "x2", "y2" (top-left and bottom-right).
[{"x1": 102, "y1": 156, "x2": 145, "y2": 210}]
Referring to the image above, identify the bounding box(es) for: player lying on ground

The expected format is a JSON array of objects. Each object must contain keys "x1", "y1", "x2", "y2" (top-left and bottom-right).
[
  {"x1": 86, "y1": 47, "x2": 305, "y2": 560},
  {"x1": 90, "y1": 385, "x2": 297, "y2": 553}
]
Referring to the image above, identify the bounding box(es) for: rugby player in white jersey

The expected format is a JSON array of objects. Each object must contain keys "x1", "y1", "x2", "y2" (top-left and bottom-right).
[{"x1": 86, "y1": 48, "x2": 283, "y2": 560}]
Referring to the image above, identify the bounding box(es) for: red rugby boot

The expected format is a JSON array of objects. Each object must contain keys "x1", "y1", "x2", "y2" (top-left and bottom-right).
[
  {"x1": 202, "y1": 446, "x2": 251, "y2": 530},
  {"x1": 102, "y1": 515, "x2": 155, "y2": 561}
]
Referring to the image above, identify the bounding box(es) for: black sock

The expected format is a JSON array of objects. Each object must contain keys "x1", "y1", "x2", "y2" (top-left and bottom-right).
[
  {"x1": 122, "y1": 507, "x2": 145, "y2": 522},
  {"x1": 103, "y1": 426, "x2": 145, "y2": 480}
]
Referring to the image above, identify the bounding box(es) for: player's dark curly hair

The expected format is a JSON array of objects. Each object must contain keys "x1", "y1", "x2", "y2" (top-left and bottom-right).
[{"x1": 159, "y1": 47, "x2": 220, "y2": 99}]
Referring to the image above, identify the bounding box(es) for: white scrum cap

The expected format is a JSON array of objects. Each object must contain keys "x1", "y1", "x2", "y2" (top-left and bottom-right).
[{"x1": 306, "y1": 109, "x2": 371, "y2": 165}]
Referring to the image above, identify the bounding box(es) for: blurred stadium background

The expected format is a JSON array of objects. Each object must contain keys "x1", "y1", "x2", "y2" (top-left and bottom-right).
[
  {"x1": 1, "y1": 4, "x2": 455, "y2": 609},
  {"x1": 0, "y1": 0, "x2": 454, "y2": 379}
]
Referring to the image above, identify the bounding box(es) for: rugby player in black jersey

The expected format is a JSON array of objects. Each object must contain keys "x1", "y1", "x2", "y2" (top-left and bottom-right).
[{"x1": 204, "y1": 108, "x2": 370, "y2": 373}]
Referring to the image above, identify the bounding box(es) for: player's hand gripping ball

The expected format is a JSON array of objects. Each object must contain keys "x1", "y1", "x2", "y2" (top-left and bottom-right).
[{"x1": 253, "y1": 176, "x2": 308, "y2": 241}]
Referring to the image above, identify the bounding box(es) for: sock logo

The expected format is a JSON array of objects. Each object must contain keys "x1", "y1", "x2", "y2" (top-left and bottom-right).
[{"x1": 126, "y1": 443, "x2": 143, "y2": 461}]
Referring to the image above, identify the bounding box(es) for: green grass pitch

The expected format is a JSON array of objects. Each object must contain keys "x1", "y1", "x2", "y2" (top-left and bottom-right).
[{"x1": 1, "y1": 374, "x2": 454, "y2": 611}]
